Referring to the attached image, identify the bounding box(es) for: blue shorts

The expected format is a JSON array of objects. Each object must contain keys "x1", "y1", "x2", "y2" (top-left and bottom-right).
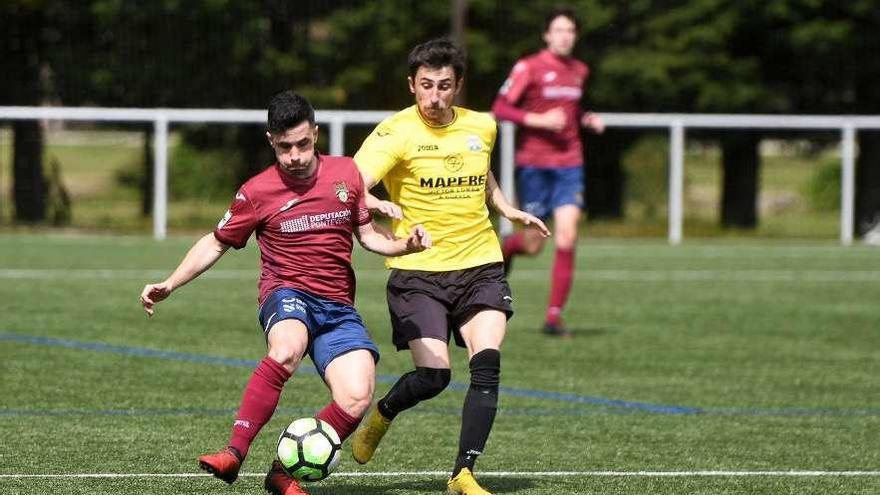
[
  {"x1": 258, "y1": 288, "x2": 379, "y2": 376},
  {"x1": 516, "y1": 165, "x2": 584, "y2": 220}
]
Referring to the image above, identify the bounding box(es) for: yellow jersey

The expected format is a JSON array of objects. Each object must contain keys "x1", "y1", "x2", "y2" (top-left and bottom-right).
[{"x1": 354, "y1": 105, "x2": 503, "y2": 271}]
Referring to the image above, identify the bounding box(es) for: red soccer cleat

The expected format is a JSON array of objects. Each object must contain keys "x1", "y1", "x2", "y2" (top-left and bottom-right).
[
  {"x1": 198, "y1": 447, "x2": 242, "y2": 484},
  {"x1": 264, "y1": 460, "x2": 310, "y2": 495}
]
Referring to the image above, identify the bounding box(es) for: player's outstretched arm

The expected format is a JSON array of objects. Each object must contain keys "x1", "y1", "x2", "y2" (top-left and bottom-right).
[
  {"x1": 140, "y1": 233, "x2": 230, "y2": 316},
  {"x1": 361, "y1": 172, "x2": 402, "y2": 220},
  {"x1": 581, "y1": 111, "x2": 605, "y2": 134},
  {"x1": 355, "y1": 221, "x2": 431, "y2": 257},
  {"x1": 485, "y1": 171, "x2": 550, "y2": 237}
]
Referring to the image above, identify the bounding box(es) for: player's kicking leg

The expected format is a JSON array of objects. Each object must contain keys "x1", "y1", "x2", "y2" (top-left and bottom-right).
[{"x1": 267, "y1": 337, "x2": 376, "y2": 494}]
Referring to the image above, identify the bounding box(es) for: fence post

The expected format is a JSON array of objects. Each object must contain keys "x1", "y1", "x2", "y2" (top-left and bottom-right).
[
  {"x1": 499, "y1": 121, "x2": 516, "y2": 236},
  {"x1": 329, "y1": 118, "x2": 344, "y2": 157},
  {"x1": 669, "y1": 120, "x2": 685, "y2": 245},
  {"x1": 840, "y1": 123, "x2": 855, "y2": 246},
  {"x1": 153, "y1": 115, "x2": 168, "y2": 241}
]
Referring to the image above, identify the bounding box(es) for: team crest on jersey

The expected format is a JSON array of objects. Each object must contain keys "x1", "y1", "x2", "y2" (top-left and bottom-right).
[
  {"x1": 444, "y1": 153, "x2": 464, "y2": 173},
  {"x1": 467, "y1": 135, "x2": 482, "y2": 152},
  {"x1": 543, "y1": 71, "x2": 557, "y2": 82},
  {"x1": 334, "y1": 181, "x2": 349, "y2": 203}
]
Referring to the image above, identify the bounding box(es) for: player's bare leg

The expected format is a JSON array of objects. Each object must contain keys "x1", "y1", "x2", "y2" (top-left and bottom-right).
[{"x1": 352, "y1": 338, "x2": 450, "y2": 464}]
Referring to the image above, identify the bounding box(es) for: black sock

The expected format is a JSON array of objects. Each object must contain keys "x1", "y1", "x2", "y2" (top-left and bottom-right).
[
  {"x1": 452, "y1": 349, "x2": 500, "y2": 478},
  {"x1": 378, "y1": 367, "x2": 450, "y2": 420}
]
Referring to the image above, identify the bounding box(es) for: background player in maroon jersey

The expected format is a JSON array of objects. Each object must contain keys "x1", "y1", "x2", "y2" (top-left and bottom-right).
[
  {"x1": 140, "y1": 90, "x2": 430, "y2": 495},
  {"x1": 492, "y1": 6, "x2": 605, "y2": 338}
]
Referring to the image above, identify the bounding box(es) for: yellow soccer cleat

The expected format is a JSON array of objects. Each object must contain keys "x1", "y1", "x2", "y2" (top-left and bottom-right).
[
  {"x1": 447, "y1": 467, "x2": 493, "y2": 495},
  {"x1": 351, "y1": 407, "x2": 392, "y2": 464}
]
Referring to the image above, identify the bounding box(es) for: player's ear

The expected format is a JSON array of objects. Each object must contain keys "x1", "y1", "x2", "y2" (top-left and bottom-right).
[
  {"x1": 407, "y1": 76, "x2": 416, "y2": 95},
  {"x1": 454, "y1": 77, "x2": 464, "y2": 96},
  {"x1": 266, "y1": 131, "x2": 273, "y2": 147},
  {"x1": 312, "y1": 124, "x2": 319, "y2": 142}
]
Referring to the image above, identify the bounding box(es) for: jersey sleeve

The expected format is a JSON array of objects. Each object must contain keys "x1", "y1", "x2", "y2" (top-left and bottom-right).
[
  {"x1": 497, "y1": 59, "x2": 531, "y2": 105},
  {"x1": 491, "y1": 95, "x2": 527, "y2": 124},
  {"x1": 213, "y1": 186, "x2": 259, "y2": 249},
  {"x1": 354, "y1": 120, "x2": 405, "y2": 183},
  {"x1": 353, "y1": 170, "x2": 372, "y2": 227}
]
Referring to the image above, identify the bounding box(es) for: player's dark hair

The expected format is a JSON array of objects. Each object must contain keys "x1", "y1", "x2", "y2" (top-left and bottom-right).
[
  {"x1": 544, "y1": 6, "x2": 580, "y2": 33},
  {"x1": 408, "y1": 38, "x2": 466, "y2": 81},
  {"x1": 267, "y1": 90, "x2": 315, "y2": 134}
]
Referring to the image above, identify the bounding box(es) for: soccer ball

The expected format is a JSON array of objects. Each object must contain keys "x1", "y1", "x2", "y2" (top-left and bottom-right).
[{"x1": 276, "y1": 417, "x2": 341, "y2": 482}]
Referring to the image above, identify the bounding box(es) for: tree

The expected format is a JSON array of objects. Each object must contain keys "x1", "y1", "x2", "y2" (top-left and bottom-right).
[
  {"x1": 1, "y1": 1, "x2": 48, "y2": 222},
  {"x1": 749, "y1": 0, "x2": 880, "y2": 235}
]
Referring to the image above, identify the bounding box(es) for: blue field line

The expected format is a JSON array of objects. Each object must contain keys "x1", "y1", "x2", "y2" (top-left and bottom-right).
[{"x1": 2, "y1": 332, "x2": 876, "y2": 418}]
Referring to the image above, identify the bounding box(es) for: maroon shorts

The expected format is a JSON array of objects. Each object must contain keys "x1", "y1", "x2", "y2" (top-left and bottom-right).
[{"x1": 386, "y1": 262, "x2": 513, "y2": 350}]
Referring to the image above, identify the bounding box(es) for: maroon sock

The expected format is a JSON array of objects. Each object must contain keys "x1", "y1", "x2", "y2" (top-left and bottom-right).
[
  {"x1": 228, "y1": 356, "x2": 291, "y2": 459},
  {"x1": 316, "y1": 401, "x2": 362, "y2": 442},
  {"x1": 546, "y1": 248, "x2": 575, "y2": 325},
  {"x1": 502, "y1": 232, "x2": 526, "y2": 259}
]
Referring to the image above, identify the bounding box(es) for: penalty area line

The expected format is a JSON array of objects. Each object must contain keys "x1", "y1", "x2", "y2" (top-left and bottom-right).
[{"x1": 2, "y1": 470, "x2": 879, "y2": 479}]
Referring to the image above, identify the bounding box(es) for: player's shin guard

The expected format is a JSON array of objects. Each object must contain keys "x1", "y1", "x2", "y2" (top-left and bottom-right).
[
  {"x1": 228, "y1": 356, "x2": 291, "y2": 459},
  {"x1": 453, "y1": 349, "x2": 501, "y2": 477},
  {"x1": 316, "y1": 400, "x2": 361, "y2": 442},
  {"x1": 377, "y1": 366, "x2": 451, "y2": 419}
]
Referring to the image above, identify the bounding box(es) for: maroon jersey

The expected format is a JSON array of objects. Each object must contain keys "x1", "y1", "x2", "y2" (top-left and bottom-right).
[
  {"x1": 213, "y1": 155, "x2": 372, "y2": 306},
  {"x1": 494, "y1": 49, "x2": 589, "y2": 168}
]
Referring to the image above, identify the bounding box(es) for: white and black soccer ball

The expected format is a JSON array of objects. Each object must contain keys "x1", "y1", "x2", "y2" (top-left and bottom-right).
[{"x1": 276, "y1": 417, "x2": 342, "y2": 482}]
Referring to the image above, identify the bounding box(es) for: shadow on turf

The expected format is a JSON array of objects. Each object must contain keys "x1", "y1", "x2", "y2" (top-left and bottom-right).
[
  {"x1": 310, "y1": 476, "x2": 534, "y2": 494},
  {"x1": 566, "y1": 326, "x2": 610, "y2": 338},
  {"x1": 535, "y1": 325, "x2": 610, "y2": 339}
]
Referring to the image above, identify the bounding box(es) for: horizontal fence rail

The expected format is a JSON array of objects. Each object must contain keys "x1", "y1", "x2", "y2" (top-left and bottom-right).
[{"x1": 3, "y1": 106, "x2": 879, "y2": 244}]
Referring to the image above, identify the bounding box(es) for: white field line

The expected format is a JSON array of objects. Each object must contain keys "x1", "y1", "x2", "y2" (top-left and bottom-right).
[
  {"x1": 0, "y1": 470, "x2": 879, "y2": 479},
  {"x1": 2, "y1": 268, "x2": 880, "y2": 282},
  {"x1": 1, "y1": 470, "x2": 879, "y2": 479}
]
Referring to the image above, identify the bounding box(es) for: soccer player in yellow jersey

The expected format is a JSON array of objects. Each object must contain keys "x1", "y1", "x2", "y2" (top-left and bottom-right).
[{"x1": 351, "y1": 39, "x2": 549, "y2": 495}]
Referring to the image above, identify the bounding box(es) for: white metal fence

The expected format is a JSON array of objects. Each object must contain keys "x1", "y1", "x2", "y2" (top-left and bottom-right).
[{"x1": 2, "y1": 106, "x2": 879, "y2": 245}]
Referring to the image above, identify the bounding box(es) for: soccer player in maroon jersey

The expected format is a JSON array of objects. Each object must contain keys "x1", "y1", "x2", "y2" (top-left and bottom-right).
[
  {"x1": 139, "y1": 90, "x2": 430, "y2": 495},
  {"x1": 492, "y1": 6, "x2": 605, "y2": 338}
]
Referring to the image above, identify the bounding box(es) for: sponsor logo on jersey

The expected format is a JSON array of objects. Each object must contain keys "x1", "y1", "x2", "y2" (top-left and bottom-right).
[
  {"x1": 417, "y1": 143, "x2": 439, "y2": 152},
  {"x1": 217, "y1": 210, "x2": 232, "y2": 229},
  {"x1": 541, "y1": 85, "x2": 582, "y2": 99},
  {"x1": 280, "y1": 209, "x2": 352, "y2": 233},
  {"x1": 467, "y1": 135, "x2": 483, "y2": 152},
  {"x1": 443, "y1": 153, "x2": 464, "y2": 173},
  {"x1": 334, "y1": 181, "x2": 349, "y2": 203},
  {"x1": 419, "y1": 175, "x2": 486, "y2": 188},
  {"x1": 279, "y1": 197, "x2": 299, "y2": 212}
]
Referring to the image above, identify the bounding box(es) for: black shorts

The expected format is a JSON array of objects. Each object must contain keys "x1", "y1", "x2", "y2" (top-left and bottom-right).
[{"x1": 386, "y1": 262, "x2": 514, "y2": 351}]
